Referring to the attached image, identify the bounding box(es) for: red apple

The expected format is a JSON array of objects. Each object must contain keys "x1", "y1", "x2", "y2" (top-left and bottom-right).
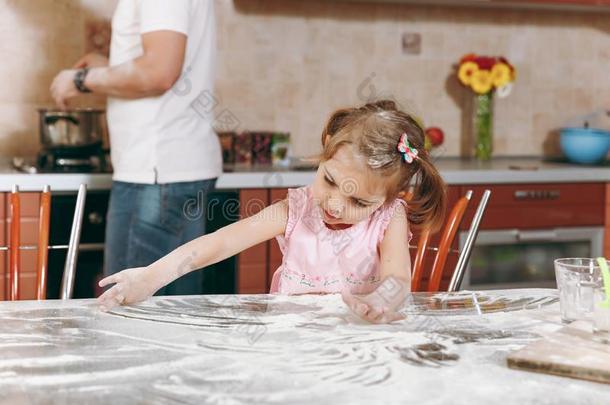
[{"x1": 425, "y1": 127, "x2": 444, "y2": 147}]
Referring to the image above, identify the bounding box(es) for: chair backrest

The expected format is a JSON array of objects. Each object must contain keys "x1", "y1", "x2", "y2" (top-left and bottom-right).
[
  {"x1": 37, "y1": 186, "x2": 51, "y2": 300},
  {"x1": 9, "y1": 186, "x2": 20, "y2": 301},
  {"x1": 408, "y1": 189, "x2": 491, "y2": 293},
  {"x1": 5, "y1": 184, "x2": 87, "y2": 301},
  {"x1": 448, "y1": 189, "x2": 491, "y2": 292}
]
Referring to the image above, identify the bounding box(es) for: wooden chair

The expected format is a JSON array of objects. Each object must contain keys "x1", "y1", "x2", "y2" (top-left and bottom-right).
[
  {"x1": 4, "y1": 184, "x2": 87, "y2": 301},
  {"x1": 409, "y1": 189, "x2": 491, "y2": 293}
]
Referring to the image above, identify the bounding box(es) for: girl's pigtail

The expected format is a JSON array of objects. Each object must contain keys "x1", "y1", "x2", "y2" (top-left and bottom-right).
[{"x1": 408, "y1": 155, "x2": 447, "y2": 233}]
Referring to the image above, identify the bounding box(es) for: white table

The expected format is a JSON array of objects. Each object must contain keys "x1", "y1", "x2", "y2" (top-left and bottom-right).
[{"x1": 1, "y1": 289, "x2": 609, "y2": 404}]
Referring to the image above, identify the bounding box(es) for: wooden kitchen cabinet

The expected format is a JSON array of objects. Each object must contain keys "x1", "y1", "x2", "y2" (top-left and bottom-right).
[
  {"x1": 462, "y1": 183, "x2": 605, "y2": 230},
  {"x1": 237, "y1": 189, "x2": 270, "y2": 294},
  {"x1": 0, "y1": 193, "x2": 5, "y2": 301},
  {"x1": 268, "y1": 188, "x2": 289, "y2": 292}
]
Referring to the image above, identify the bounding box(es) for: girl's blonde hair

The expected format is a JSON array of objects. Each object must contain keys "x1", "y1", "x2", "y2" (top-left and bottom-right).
[{"x1": 320, "y1": 100, "x2": 447, "y2": 232}]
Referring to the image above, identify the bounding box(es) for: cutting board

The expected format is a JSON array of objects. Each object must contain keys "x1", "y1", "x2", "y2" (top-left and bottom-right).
[{"x1": 507, "y1": 323, "x2": 610, "y2": 385}]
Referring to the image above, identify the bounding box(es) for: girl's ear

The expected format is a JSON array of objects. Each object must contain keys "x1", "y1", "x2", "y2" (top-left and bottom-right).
[{"x1": 324, "y1": 134, "x2": 331, "y2": 146}]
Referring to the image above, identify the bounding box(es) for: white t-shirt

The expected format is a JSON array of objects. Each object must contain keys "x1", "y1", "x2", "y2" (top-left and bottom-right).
[{"x1": 107, "y1": 0, "x2": 222, "y2": 184}]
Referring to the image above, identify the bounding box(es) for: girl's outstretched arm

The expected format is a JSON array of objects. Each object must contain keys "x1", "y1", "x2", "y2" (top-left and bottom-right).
[
  {"x1": 98, "y1": 200, "x2": 288, "y2": 310},
  {"x1": 342, "y1": 205, "x2": 411, "y2": 323}
]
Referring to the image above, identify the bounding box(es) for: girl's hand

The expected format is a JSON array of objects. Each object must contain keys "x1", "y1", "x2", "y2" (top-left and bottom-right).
[
  {"x1": 97, "y1": 267, "x2": 161, "y2": 312},
  {"x1": 341, "y1": 277, "x2": 408, "y2": 324}
]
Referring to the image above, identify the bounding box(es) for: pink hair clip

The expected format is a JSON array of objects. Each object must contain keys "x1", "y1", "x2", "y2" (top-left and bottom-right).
[{"x1": 397, "y1": 133, "x2": 418, "y2": 164}]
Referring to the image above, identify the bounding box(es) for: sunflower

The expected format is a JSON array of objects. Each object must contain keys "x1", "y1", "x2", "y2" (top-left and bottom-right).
[
  {"x1": 470, "y1": 69, "x2": 493, "y2": 94},
  {"x1": 458, "y1": 61, "x2": 479, "y2": 86},
  {"x1": 491, "y1": 63, "x2": 512, "y2": 88}
]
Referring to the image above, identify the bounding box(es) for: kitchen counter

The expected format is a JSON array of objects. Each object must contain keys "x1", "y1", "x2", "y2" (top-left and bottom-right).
[
  {"x1": 1, "y1": 157, "x2": 610, "y2": 192},
  {"x1": 1, "y1": 289, "x2": 609, "y2": 403}
]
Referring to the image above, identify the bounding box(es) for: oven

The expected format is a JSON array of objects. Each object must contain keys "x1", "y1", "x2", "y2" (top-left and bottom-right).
[
  {"x1": 460, "y1": 226, "x2": 604, "y2": 289},
  {"x1": 457, "y1": 183, "x2": 606, "y2": 290},
  {"x1": 46, "y1": 190, "x2": 109, "y2": 299}
]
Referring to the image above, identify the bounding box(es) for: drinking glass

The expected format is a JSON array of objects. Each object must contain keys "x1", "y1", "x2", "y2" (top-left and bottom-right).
[{"x1": 554, "y1": 258, "x2": 604, "y2": 323}]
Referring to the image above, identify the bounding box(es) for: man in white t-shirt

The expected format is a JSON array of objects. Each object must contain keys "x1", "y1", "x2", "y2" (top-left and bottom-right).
[{"x1": 50, "y1": 0, "x2": 222, "y2": 295}]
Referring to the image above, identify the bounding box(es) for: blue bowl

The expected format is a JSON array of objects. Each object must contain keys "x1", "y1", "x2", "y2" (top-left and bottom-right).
[{"x1": 560, "y1": 128, "x2": 610, "y2": 165}]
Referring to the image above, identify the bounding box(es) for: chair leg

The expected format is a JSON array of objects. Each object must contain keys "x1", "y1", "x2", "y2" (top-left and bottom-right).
[
  {"x1": 36, "y1": 186, "x2": 51, "y2": 300},
  {"x1": 9, "y1": 186, "x2": 20, "y2": 301},
  {"x1": 448, "y1": 189, "x2": 491, "y2": 292},
  {"x1": 60, "y1": 184, "x2": 87, "y2": 300}
]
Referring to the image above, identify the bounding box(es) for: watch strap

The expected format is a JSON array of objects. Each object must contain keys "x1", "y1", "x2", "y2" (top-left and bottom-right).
[{"x1": 74, "y1": 68, "x2": 92, "y2": 93}]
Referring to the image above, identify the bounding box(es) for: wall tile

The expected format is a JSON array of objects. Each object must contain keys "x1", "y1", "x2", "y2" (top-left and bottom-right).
[{"x1": 1, "y1": 0, "x2": 608, "y2": 160}]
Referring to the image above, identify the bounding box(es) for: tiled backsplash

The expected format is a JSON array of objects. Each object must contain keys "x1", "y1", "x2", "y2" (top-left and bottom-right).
[{"x1": 1, "y1": 0, "x2": 608, "y2": 158}]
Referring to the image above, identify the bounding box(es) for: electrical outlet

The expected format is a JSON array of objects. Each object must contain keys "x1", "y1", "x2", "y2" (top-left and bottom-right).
[
  {"x1": 84, "y1": 19, "x2": 111, "y2": 56},
  {"x1": 402, "y1": 32, "x2": 421, "y2": 55}
]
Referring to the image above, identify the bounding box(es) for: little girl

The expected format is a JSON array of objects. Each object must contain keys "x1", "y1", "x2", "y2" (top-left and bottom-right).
[{"x1": 98, "y1": 100, "x2": 447, "y2": 324}]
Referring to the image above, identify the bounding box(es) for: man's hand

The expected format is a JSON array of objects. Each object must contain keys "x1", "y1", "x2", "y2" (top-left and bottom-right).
[
  {"x1": 342, "y1": 276, "x2": 409, "y2": 324},
  {"x1": 73, "y1": 52, "x2": 109, "y2": 69},
  {"x1": 97, "y1": 266, "x2": 162, "y2": 312},
  {"x1": 50, "y1": 69, "x2": 80, "y2": 110}
]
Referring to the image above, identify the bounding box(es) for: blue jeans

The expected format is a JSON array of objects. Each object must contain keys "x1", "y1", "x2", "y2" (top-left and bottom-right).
[{"x1": 104, "y1": 179, "x2": 216, "y2": 296}]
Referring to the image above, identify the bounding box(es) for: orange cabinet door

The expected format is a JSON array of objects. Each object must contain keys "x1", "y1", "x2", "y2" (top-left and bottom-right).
[
  {"x1": 237, "y1": 189, "x2": 269, "y2": 294},
  {"x1": 268, "y1": 189, "x2": 289, "y2": 292},
  {"x1": 462, "y1": 183, "x2": 605, "y2": 230},
  {"x1": 0, "y1": 193, "x2": 5, "y2": 300}
]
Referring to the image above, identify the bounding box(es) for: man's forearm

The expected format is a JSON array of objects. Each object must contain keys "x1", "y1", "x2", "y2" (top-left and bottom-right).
[{"x1": 84, "y1": 58, "x2": 177, "y2": 99}]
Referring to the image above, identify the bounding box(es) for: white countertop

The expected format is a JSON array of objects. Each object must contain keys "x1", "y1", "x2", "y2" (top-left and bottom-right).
[{"x1": 1, "y1": 157, "x2": 609, "y2": 192}]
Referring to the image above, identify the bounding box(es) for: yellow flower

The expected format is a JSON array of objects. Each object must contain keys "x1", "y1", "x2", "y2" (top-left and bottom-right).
[
  {"x1": 458, "y1": 61, "x2": 479, "y2": 86},
  {"x1": 491, "y1": 63, "x2": 512, "y2": 88},
  {"x1": 470, "y1": 70, "x2": 493, "y2": 94}
]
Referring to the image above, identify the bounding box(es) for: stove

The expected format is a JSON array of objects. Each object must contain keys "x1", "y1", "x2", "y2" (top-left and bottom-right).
[{"x1": 13, "y1": 144, "x2": 112, "y2": 174}]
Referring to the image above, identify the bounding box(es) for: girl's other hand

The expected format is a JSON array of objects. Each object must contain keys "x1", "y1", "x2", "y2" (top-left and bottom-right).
[
  {"x1": 341, "y1": 277, "x2": 408, "y2": 324},
  {"x1": 97, "y1": 267, "x2": 160, "y2": 312}
]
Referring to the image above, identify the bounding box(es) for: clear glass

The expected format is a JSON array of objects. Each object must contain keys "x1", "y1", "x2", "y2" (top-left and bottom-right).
[
  {"x1": 554, "y1": 258, "x2": 604, "y2": 323},
  {"x1": 593, "y1": 287, "x2": 610, "y2": 343},
  {"x1": 470, "y1": 241, "x2": 590, "y2": 286}
]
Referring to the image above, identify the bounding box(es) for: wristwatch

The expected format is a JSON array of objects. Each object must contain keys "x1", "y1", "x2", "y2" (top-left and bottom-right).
[{"x1": 74, "y1": 68, "x2": 92, "y2": 93}]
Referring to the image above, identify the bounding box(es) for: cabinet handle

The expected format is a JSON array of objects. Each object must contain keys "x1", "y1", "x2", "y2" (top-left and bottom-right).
[
  {"x1": 514, "y1": 190, "x2": 560, "y2": 201},
  {"x1": 516, "y1": 230, "x2": 558, "y2": 242}
]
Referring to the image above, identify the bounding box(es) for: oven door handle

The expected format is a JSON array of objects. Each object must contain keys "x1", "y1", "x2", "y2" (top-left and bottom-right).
[{"x1": 516, "y1": 230, "x2": 558, "y2": 242}]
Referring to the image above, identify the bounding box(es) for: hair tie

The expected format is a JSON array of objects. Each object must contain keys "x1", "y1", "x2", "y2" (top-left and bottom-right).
[{"x1": 397, "y1": 133, "x2": 418, "y2": 164}]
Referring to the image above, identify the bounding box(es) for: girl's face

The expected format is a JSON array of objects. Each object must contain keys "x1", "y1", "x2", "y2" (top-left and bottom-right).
[{"x1": 312, "y1": 145, "x2": 387, "y2": 226}]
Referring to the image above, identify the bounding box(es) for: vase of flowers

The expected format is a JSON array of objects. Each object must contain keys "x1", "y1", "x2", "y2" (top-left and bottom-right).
[{"x1": 457, "y1": 54, "x2": 516, "y2": 161}]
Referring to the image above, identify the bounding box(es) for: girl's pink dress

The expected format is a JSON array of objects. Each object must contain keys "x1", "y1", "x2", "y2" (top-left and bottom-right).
[{"x1": 270, "y1": 186, "x2": 408, "y2": 295}]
